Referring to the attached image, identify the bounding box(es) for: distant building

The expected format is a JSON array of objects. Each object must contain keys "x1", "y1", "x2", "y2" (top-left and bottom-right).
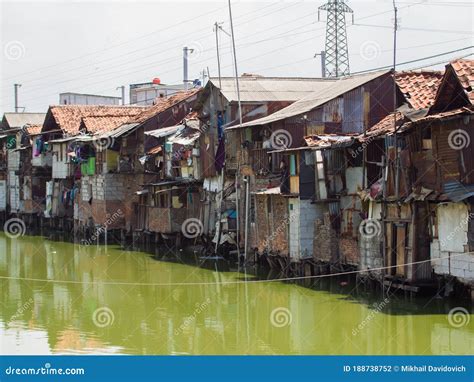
[
  {"x1": 0, "y1": 112, "x2": 46, "y2": 130},
  {"x1": 59, "y1": 92, "x2": 121, "y2": 106},
  {"x1": 129, "y1": 80, "x2": 187, "y2": 106}
]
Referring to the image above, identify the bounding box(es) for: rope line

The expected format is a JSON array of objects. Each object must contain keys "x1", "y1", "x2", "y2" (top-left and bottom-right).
[{"x1": 0, "y1": 252, "x2": 469, "y2": 287}]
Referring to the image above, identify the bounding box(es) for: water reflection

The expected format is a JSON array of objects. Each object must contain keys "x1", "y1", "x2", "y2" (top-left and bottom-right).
[{"x1": 0, "y1": 233, "x2": 472, "y2": 355}]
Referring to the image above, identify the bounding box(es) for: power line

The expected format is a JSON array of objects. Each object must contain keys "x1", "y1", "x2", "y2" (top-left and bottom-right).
[
  {"x1": 0, "y1": 2, "x2": 313, "y2": 99},
  {"x1": 351, "y1": 46, "x2": 473, "y2": 74},
  {"x1": 2, "y1": 0, "x2": 423, "y2": 92},
  {"x1": 1, "y1": 3, "x2": 467, "y2": 108},
  {"x1": 1, "y1": 1, "x2": 305, "y2": 87}
]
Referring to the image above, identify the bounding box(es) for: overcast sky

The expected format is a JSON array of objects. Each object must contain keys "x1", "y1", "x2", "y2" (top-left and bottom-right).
[{"x1": 0, "y1": 0, "x2": 472, "y2": 113}]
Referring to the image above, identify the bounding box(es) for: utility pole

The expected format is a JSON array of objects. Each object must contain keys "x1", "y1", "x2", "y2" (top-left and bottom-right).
[
  {"x1": 393, "y1": 0, "x2": 400, "y2": 200},
  {"x1": 116, "y1": 85, "x2": 125, "y2": 105},
  {"x1": 214, "y1": 22, "x2": 223, "y2": 90},
  {"x1": 314, "y1": 51, "x2": 326, "y2": 77},
  {"x1": 318, "y1": 0, "x2": 354, "y2": 77},
  {"x1": 14, "y1": 83, "x2": 21, "y2": 112},
  {"x1": 183, "y1": 46, "x2": 194, "y2": 90},
  {"x1": 214, "y1": 21, "x2": 226, "y2": 254},
  {"x1": 227, "y1": 0, "x2": 246, "y2": 261}
]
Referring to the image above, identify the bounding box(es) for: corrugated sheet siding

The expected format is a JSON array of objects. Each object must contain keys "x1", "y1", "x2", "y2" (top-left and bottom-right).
[
  {"x1": 324, "y1": 98, "x2": 343, "y2": 123},
  {"x1": 433, "y1": 122, "x2": 461, "y2": 182},
  {"x1": 342, "y1": 87, "x2": 364, "y2": 133}
]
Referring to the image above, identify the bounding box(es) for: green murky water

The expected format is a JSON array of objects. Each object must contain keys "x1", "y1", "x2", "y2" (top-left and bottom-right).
[{"x1": 0, "y1": 233, "x2": 473, "y2": 355}]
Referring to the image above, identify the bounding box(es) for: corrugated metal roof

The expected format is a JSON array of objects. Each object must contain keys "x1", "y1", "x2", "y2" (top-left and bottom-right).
[
  {"x1": 229, "y1": 71, "x2": 389, "y2": 129},
  {"x1": 145, "y1": 125, "x2": 182, "y2": 139},
  {"x1": 253, "y1": 187, "x2": 281, "y2": 195},
  {"x1": 209, "y1": 76, "x2": 339, "y2": 103},
  {"x1": 443, "y1": 181, "x2": 474, "y2": 202},
  {"x1": 101, "y1": 123, "x2": 140, "y2": 139},
  {"x1": 305, "y1": 134, "x2": 358, "y2": 148},
  {"x1": 402, "y1": 106, "x2": 473, "y2": 131},
  {"x1": 49, "y1": 136, "x2": 78, "y2": 143},
  {"x1": 147, "y1": 145, "x2": 162, "y2": 155},
  {"x1": 2, "y1": 113, "x2": 46, "y2": 129}
]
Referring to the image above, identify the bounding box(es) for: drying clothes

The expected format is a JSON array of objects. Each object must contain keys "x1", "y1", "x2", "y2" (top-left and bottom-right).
[
  {"x1": 214, "y1": 138, "x2": 225, "y2": 172},
  {"x1": 139, "y1": 155, "x2": 148, "y2": 165},
  {"x1": 34, "y1": 138, "x2": 44, "y2": 157},
  {"x1": 217, "y1": 112, "x2": 224, "y2": 140}
]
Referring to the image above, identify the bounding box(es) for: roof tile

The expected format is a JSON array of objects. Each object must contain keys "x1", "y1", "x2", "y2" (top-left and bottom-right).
[
  {"x1": 48, "y1": 105, "x2": 146, "y2": 135},
  {"x1": 395, "y1": 71, "x2": 444, "y2": 109}
]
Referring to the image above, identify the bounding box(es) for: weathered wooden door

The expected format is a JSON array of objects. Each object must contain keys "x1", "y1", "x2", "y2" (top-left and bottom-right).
[{"x1": 389, "y1": 223, "x2": 407, "y2": 277}]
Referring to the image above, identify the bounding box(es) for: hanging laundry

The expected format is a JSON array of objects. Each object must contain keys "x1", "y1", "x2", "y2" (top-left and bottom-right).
[
  {"x1": 138, "y1": 155, "x2": 148, "y2": 165},
  {"x1": 215, "y1": 138, "x2": 225, "y2": 172},
  {"x1": 217, "y1": 112, "x2": 224, "y2": 139}
]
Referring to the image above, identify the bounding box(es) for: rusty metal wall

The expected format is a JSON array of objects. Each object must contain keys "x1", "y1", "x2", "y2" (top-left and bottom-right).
[{"x1": 342, "y1": 87, "x2": 364, "y2": 133}]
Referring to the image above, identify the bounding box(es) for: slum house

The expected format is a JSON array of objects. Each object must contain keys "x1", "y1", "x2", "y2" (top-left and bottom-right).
[
  {"x1": 357, "y1": 70, "x2": 445, "y2": 285},
  {"x1": 14, "y1": 124, "x2": 52, "y2": 231},
  {"x1": 135, "y1": 114, "x2": 203, "y2": 245},
  {"x1": 194, "y1": 75, "x2": 341, "y2": 252},
  {"x1": 0, "y1": 112, "x2": 46, "y2": 223},
  {"x1": 370, "y1": 59, "x2": 474, "y2": 290},
  {"x1": 39, "y1": 105, "x2": 145, "y2": 235},
  {"x1": 229, "y1": 71, "x2": 394, "y2": 272},
  {"x1": 74, "y1": 89, "x2": 201, "y2": 244},
  {"x1": 358, "y1": 61, "x2": 474, "y2": 292}
]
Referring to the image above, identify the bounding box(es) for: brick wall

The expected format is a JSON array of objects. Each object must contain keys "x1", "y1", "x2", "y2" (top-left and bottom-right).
[
  {"x1": 313, "y1": 213, "x2": 338, "y2": 262},
  {"x1": 340, "y1": 237, "x2": 360, "y2": 265}
]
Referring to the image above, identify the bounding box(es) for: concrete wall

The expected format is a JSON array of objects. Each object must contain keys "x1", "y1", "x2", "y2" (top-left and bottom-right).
[
  {"x1": 431, "y1": 202, "x2": 474, "y2": 283},
  {"x1": 32, "y1": 151, "x2": 52, "y2": 168},
  {"x1": 59, "y1": 93, "x2": 120, "y2": 106},
  {"x1": 0, "y1": 180, "x2": 6, "y2": 210},
  {"x1": 7, "y1": 171, "x2": 20, "y2": 212},
  {"x1": 299, "y1": 199, "x2": 320, "y2": 259},
  {"x1": 7, "y1": 150, "x2": 20, "y2": 171},
  {"x1": 359, "y1": 201, "x2": 383, "y2": 271},
  {"x1": 288, "y1": 198, "x2": 300, "y2": 260},
  {"x1": 52, "y1": 144, "x2": 71, "y2": 179}
]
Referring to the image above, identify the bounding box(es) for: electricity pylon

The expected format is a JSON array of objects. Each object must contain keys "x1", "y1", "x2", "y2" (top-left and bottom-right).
[{"x1": 318, "y1": 0, "x2": 354, "y2": 77}]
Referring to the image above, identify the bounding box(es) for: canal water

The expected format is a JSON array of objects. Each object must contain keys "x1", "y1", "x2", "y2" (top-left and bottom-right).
[{"x1": 0, "y1": 233, "x2": 473, "y2": 355}]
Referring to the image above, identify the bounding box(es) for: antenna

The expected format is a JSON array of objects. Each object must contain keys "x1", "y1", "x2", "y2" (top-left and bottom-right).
[{"x1": 318, "y1": 0, "x2": 354, "y2": 77}]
